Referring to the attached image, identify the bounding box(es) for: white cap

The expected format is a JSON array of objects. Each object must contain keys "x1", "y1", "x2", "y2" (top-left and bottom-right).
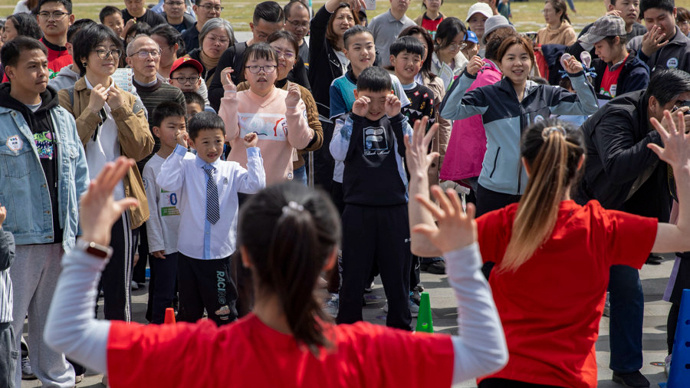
[{"x1": 466, "y1": 3, "x2": 493, "y2": 22}]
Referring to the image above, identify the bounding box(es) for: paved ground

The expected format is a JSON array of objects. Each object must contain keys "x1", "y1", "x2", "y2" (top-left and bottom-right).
[{"x1": 20, "y1": 254, "x2": 676, "y2": 387}]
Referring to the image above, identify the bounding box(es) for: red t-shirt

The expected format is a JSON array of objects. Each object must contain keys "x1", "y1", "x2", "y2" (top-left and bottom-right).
[
  {"x1": 107, "y1": 314, "x2": 454, "y2": 388},
  {"x1": 599, "y1": 55, "x2": 628, "y2": 98},
  {"x1": 40, "y1": 37, "x2": 72, "y2": 78},
  {"x1": 421, "y1": 14, "x2": 443, "y2": 37},
  {"x1": 476, "y1": 200, "x2": 657, "y2": 388}
]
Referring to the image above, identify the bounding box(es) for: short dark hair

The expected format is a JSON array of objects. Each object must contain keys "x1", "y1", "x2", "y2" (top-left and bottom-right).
[
  {"x1": 37, "y1": 0, "x2": 72, "y2": 14},
  {"x1": 188, "y1": 111, "x2": 225, "y2": 140},
  {"x1": 67, "y1": 19, "x2": 97, "y2": 44},
  {"x1": 1, "y1": 36, "x2": 47, "y2": 69},
  {"x1": 647, "y1": 68, "x2": 690, "y2": 106},
  {"x1": 640, "y1": 0, "x2": 675, "y2": 18},
  {"x1": 239, "y1": 42, "x2": 278, "y2": 82},
  {"x1": 152, "y1": 101, "x2": 186, "y2": 128},
  {"x1": 399, "y1": 26, "x2": 436, "y2": 80},
  {"x1": 678, "y1": 7, "x2": 690, "y2": 23},
  {"x1": 151, "y1": 24, "x2": 185, "y2": 57},
  {"x1": 72, "y1": 24, "x2": 124, "y2": 76},
  {"x1": 124, "y1": 21, "x2": 151, "y2": 45},
  {"x1": 343, "y1": 25, "x2": 371, "y2": 49},
  {"x1": 253, "y1": 1, "x2": 285, "y2": 25},
  {"x1": 5, "y1": 13, "x2": 42, "y2": 40},
  {"x1": 356, "y1": 66, "x2": 392, "y2": 93},
  {"x1": 389, "y1": 36, "x2": 425, "y2": 58},
  {"x1": 184, "y1": 91, "x2": 205, "y2": 107},
  {"x1": 99, "y1": 5, "x2": 121, "y2": 23},
  {"x1": 284, "y1": 0, "x2": 308, "y2": 19}
]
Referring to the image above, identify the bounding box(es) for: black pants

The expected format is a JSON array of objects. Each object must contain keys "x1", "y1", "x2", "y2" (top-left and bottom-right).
[
  {"x1": 476, "y1": 184, "x2": 522, "y2": 279},
  {"x1": 479, "y1": 378, "x2": 564, "y2": 388},
  {"x1": 312, "y1": 120, "x2": 335, "y2": 193},
  {"x1": 101, "y1": 213, "x2": 135, "y2": 321},
  {"x1": 177, "y1": 254, "x2": 237, "y2": 326},
  {"x1": 146, "y1": 252, "x2": 179, "y2": 324},
  {"x1": 132, "y1": 225, "x2": 149, "y2": 284},
  {"x1": 337, "y1": 204, "x2": 411, "y2": 330}
]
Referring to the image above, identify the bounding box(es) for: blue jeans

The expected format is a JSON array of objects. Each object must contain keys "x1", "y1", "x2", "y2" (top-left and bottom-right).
[
  {"x1": 293, "y1": 165, "x2": 308, "y2": 186},
  {"x1": 608, "y1": 265, "x2": 644, "y2": 373}
]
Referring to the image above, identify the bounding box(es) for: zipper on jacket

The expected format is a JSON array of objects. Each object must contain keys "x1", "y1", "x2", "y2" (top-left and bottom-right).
[{"x1": 489, "y1": 147, "x2": 501, "y2": 178}]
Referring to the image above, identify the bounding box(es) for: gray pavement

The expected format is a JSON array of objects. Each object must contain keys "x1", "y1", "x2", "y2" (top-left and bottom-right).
[{"x1": 21, "y1": 255, "x2": 675, "y2": 387}]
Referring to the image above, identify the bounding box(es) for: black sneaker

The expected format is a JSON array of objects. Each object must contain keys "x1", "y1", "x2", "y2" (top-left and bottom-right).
[
  {"x1": 645, "y1": 254, "x2": 663, "y2": 265},
  {"x1": 612, "y1": 371, "x2": 650, "y2": 387},
  {"x1": 424, "y1": 261, "x2": 446, "y2": 275}
]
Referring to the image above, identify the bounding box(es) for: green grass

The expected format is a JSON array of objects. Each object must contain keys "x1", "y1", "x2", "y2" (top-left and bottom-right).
[{"x1": 0, "y1": 0, "x2": 608, "y2": 32}]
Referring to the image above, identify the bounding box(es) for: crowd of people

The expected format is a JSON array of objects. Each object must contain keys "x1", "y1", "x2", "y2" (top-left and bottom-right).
[{"x1": 0, "y1": 0, "x2": 690, "y2": 387}]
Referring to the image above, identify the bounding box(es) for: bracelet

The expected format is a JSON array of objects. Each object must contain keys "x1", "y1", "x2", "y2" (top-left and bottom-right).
[{"x1": 75, "y1": 238, "x2": 113, "y2": 260}]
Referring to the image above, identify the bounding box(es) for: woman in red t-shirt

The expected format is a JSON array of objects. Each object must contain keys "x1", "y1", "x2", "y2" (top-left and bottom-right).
[
  {"x1": 43, "y1": 141, "x2": 508, "y2": 386},
  {"x1": 409, "y1": 112, "x2": 690, "y2": 388}
]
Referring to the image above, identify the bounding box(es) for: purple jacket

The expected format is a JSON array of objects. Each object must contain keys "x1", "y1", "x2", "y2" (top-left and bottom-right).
[{"x1": 440, "y1": 60, "x2": 502, "y2": 181}]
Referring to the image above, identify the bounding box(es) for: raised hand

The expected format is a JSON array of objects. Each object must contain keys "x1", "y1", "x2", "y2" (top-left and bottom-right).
[
  {"x1": 404, "y1": 116, "x2": 439, "y2": 179},
  {"x1": 412, "y1": 186, "x2": 477, "y2": 253},
  {"x1": 243, "y1": 132, "x2": 258, "y2": 148},
  {"x1": 641, "y1": 25, "x2": 668, "y2": 57},
  {"x1": 221, "y1": 67, "x2": 236, "y2": 91},
  {"x1": 79, "y1": 157, "x2": 139, "y2": 247},
  {"x1": 384, "y1": 93, "x2": 401, "y2": 117},
  {"x1": 285, "y1": 83, "x2": 301, "y2": 107},
  {"x1": 176, "y1": 130, "x2": 189, "y2": 148},
  {"x1": 562, "y1": 55, "x2": 584, "y2": 74},
  {"x1": 466, "y1": 55, "x2": 485, "y2": 76},
  {"x1": 352, "y1": 96, "x2": 370, "y2": 117},
  {"x1": 649, "y1": 110, "x2": 690, "y2": 171},
  {"x1": 88, "y1": 84, "x2": 108, "y2": 114}
]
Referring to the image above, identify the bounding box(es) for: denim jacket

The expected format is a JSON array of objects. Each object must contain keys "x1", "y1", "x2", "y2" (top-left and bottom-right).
[{"x1": 0, "y1": 105, "x2": 89, "y2": 249}]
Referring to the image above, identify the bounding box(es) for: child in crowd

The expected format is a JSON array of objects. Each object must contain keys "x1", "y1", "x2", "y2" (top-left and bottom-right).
[
  {"x1": 219, "y1": 43, "x2": 314, "y2": 185},
  {"x1": 184, "y1": 91, "x2": 205, "y2": 120},
  {"x1": 414, "y1": 0, "x2": 445, "y2": 38},
  {"x1": 156, "y1": 112, "x2": 266, "y2": 325},
  {"x1": 99, "y1": 6, "x2": 125, "y2": 39},
  {"x1": 461, "y1": 30, "x2": 479, "y2": 61},
  {"x1": 142, "y1": 102, "x2": 187, "y2": 324},
  {"x1": 169, "y1": 57, "x2": 215, "y2": 112},
  {"x1": 0, "y1": 205, "x2": 14, "y2": 388},
  {"x1": 330, "y1": 66, "x2": 414, "y2": 330}
]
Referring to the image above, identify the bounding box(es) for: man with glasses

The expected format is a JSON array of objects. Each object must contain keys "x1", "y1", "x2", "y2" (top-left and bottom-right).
[
  {"x1": 284, "y1": 0, "x2": 311, "y2": 65},
  {"x1": 35, "y1": 0, "x2": 74, "y2": 77},
  {"x1": 122, "y1": 0, "x2": 167, "y2": 36},
  {"x1": 182, "y1": 0, "x2": 223, "y2": 52},
  {"x1": 163, "y1": 0, "x2": 195, "y2": 33},
  {"x1": 0, "y1": 36, "x2": 88, "y2": 388}
]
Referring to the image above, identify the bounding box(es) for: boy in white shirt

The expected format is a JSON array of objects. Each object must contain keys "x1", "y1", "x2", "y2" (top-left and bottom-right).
[
  {"x1": 157, "y1": 111, "x2": 265, "y2": 325},
  {"x1": 142, "y1": 102, "x2": 187, "y2": 324}
]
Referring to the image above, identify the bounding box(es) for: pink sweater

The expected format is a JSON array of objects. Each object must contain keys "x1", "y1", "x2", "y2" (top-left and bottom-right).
[{"x1": 219, "y1": 87, "x2": 313, "y2": 185}]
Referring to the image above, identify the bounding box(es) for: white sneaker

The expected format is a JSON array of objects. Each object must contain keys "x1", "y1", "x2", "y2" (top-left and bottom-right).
[
  {"x1": 21, "y1": 356, "x2": 36, "y2": 380},
  {"x1": 130, "y1": 280, "x2": 139, "y2": 290}
]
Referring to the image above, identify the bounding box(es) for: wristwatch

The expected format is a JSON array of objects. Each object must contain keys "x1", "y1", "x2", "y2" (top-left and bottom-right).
[{"x1": 75, "y1": 238, "x2": 113, "y2": 259}]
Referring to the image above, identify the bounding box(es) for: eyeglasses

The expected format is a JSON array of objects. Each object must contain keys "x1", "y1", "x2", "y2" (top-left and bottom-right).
[
  {"x1": 199, "y1": 4, "x2": 224, "y2": 11},
  {"x1": 286, "y1": 19, "x2": 309, "y2": 29},
  {"x1": 94, "y1": 49, "x2": 122, "y2": 59},
  {"x1": 246, "y1": 65, "x2": 277, "y2": 74},
  {"x1": 170, "y1": 75, "x2": 200, "y2": 84},
  {"x1": 38, "y1": 11, "x2": 70, "y2": 20},
  {"x1": 206, "y1": 35, "x2": 230, "y2": 45},
  {"x1": 447, "y1": 42, "x2": 466, "y2": 51},
  {"x1": 131, "y1": 49, "x2": 161, "y2": 59},
  {"x1": 273, "y1": 49, "x2": 295, "y2": 59}
]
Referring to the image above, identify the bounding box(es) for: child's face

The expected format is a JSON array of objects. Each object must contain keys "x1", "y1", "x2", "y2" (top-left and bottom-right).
[
  {"x1": 354, "y1": 89, "x2": 392, "y2": 121},
  {"x1": 103, "y1": 13, "x2": 125, "y2": 38},
  {"x1": 344, "y1": 32, "x2": 375, "y2": 74},
  {"x1": 153, "y1": 115, "x2": 187, "y2": 150},
  {"x1": 186, "y1": 102, "x2": 203, "y2": 120},
  {"x1": 244, "y1": 55, "x2": 278, "y2": 96},
  {"x1": 390, "y1": 51, "x2": 423, "y2": 83},
  {"x1": 170, "y1": 66, "x2": 202, "y2": 92},
  {"x1": 188, "y1": 128, "x2": 225, "y2": 164},
  {"x1": 461, "y1": 42, "x2": 478, "y2": 59}
]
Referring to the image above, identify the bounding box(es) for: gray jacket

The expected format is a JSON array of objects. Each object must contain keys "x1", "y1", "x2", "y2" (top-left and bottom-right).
[{"x1": 49, "y1": 64, "x2": 80, "y2": 91}]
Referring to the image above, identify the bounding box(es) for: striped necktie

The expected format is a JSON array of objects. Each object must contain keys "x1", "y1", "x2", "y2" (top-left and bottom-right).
[{"x1": 203, "y1": 164, "x2": 220, "y2": 225}]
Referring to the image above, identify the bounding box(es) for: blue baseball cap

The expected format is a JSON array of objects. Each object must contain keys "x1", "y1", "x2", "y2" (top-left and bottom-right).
[{"x1": 464, "y1": 30, "x2": 479, "y2": 45}]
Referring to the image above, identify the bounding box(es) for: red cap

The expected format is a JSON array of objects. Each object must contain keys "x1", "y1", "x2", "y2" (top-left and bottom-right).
[{"x1": 170, "y1": 57, "x2": 203, "y2": 76}]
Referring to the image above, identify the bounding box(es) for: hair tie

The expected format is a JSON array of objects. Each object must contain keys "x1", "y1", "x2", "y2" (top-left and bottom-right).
[
  {"x1": 282, "y1": 201, "x2": 304, "y2": 215},
  {"x1": 542, "y1": 126, "x2": 566, "y2": 139}
]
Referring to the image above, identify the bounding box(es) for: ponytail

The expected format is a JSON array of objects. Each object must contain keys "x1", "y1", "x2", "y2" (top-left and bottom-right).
[
  {"x1": 238, "y1": 183, "x2": 341, "y2": 354},
  {"x1": 500, "y1": 120, "x2": 584, "y2": 272}
]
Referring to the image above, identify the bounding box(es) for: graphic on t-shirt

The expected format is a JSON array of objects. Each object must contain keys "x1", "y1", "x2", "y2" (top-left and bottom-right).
[
  {"x1": 33, "y1": 131, "x2": 55, "y2": 160},
  {"x1": 238, "y1": 113, "x2": 288, "y2": 142},
  {"x1": 363, "y1": 126, "x2": 389, "y2": 156},
  {"x1": 160, "y1": 190, "x2": 180, "y2": 217}
]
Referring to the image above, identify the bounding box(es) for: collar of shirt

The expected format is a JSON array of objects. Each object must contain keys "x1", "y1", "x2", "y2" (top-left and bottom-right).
[
  {"x1": 194, "y1": 155, "x2": 220, "y2": 169},
  {"x1": 385, "y1": 9, "x2": 407, "y2": 23}
]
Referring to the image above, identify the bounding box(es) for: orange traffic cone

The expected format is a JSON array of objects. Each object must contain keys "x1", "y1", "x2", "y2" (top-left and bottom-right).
[{"x1": 164, "y1": 307, "x2": 176, "y2": 324}]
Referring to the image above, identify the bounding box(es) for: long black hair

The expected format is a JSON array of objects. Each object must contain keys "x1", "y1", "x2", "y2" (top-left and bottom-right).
[{"x1": 238, "y1": 183, "x2": 341, "y2": 353}]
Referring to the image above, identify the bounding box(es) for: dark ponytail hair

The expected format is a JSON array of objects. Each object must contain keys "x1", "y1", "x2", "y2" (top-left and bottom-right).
[
  {"x1": 500, "y1": 119, "x2": 584, "y2": 272},
  {"x1": 238, "y1": 183, "x2": 341, "y2": 353}
]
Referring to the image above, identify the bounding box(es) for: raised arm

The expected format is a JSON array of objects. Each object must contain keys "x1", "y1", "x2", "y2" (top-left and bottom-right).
[
  {"x1": 412, "y1": 183, "x2": 508, "y2": 381},
  {"x1": 217, "y1": 69, "x2": 240, "y2": 144},
  {"x1": 649, "y1": 111, "x2": 690, "y2": 253},
  {"x1": 156, "y1": 142, "x2": 188, "y2": 192},
  {"x1": 549, "y1": 57, "x2": 598, "y2": 116},
  {"x1": 285, "y1": 84, "x2": 314, "y2": 149}
]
